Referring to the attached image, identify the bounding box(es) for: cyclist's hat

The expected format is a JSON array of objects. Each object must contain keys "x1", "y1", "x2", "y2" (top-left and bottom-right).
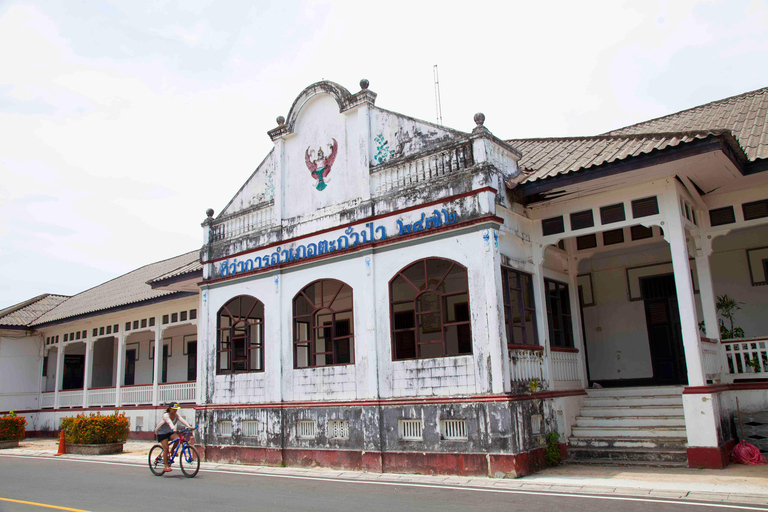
[{"x1": 169, "y1": 402, "x2": 181, "y2": 410}]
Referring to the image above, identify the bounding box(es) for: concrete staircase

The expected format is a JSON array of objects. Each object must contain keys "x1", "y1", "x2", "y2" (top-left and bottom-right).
[{"x1": 568, "y1": 386, "x2": 688, "y2": 466}]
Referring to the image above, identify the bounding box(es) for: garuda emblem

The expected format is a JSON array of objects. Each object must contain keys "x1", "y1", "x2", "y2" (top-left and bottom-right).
[{"x1": 305, "y1": 138, "x2": 338, "y2": 191}]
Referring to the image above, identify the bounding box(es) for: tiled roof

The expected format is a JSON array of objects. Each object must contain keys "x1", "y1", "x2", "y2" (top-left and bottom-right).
[
  {"x1": 148, "y1": 259, "x2": 203, "y2": 284},
  {"x1": 508, "y1": 130, "x2": 744, "y2": 184},
  {"x1": 33, "y1": 251, "x2": 199, "y2": 325},
  {"x1": 606, "y1": 86, "x2": 768, "y2": 161},
  {"x1": 0, "y1": 294, "x2": 69, "y2": 327}
]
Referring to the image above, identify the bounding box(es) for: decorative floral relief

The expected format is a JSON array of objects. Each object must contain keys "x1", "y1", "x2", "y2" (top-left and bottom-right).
[{"x1": 373, "y1": 133, "x2": 394, "y2": 164}]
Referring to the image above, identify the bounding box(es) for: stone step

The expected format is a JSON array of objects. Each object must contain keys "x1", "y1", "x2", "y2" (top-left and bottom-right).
[
  {"x1": 582, "y1": 396, "x2": 683, "y2": 407},
  {"x1": 586, "y1": 386, "x2": 685, "y2": 398},
  {"x1": 575, "y1": 416, "x2": 686, "y2": 428},
  {"x1": 566, "y1": 457, "x2": 688, "y2": 468},
  {"x1": 568, "y1": 436, "x2": 688, "y2": 450},
  {"x1": 579, "y1": 405, "x2": 684, "y2": 417},
  {"x1": 571, "y1": 425, "x2": 688, "y2": 438},
  {"x1": 568, "y1": 446, "x2": 688, "y2": 464}
]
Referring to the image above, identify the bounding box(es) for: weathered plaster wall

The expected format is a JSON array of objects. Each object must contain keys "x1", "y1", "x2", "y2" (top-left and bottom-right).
[{"x1": 0, "y1": 332, "x2": 43, "y2": 411}]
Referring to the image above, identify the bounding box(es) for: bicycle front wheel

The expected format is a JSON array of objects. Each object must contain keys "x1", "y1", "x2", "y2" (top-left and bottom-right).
[
  {"x1": 148, "y1": 444, "x2": 166, "y2": 476},
  {"x1": 180, "y1": 444, "x2": 200, "y2": 478}
]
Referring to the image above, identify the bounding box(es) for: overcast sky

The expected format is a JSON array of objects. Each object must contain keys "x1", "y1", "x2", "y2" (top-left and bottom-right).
[{"x1": 1, "y1": 0, "x2": 767, "y2": 308}]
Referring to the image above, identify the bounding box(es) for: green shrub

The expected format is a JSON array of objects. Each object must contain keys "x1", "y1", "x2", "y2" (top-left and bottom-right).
[
  {"x1": 61, "y1": 411, "x2": 129, "y2": 444},
  {"x1": 545, "y1": 431, "x2": 561, "y2": 467},
  {"x1": 0, "y1": 415, "x2": 27, "y2": 441}
]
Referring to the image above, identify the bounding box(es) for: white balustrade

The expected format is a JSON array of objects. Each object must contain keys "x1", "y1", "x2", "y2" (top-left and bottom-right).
[
  {"x1": 551, "y1": 350, "x2": 580, "y2": 382},
  {"x1": 41, "y1": 393, "x2": 55, "y2": 408},
  {"x1": 86, "y1": 387, "x2": 117, "y2": 407},
  {"x1": 700, "y1": 339, "x2": 722, "y2": 381},
  {"x1": 58, "y1": 390, "x2": 84, "y2": 408},
  {"x1": 120, "y1": 385, "x2": 153, "y2": 406},
  {"x1": 509, "y1": 348, "x2": 544, "y2": 382},
  {"x1": 371, "y1": 141, "x2": 474, "y2": 195},
  {"x1": 724, "y1": 337, "x2": 768, "y2": 378},
  {"x1": 158, "y1": 381, "x2": 196, "y2": 404}
]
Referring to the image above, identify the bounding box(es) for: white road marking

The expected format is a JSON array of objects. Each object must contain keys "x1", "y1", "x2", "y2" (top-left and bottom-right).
[{"x1": 0, "y1": 454, "x2": 765, "y2": 511}]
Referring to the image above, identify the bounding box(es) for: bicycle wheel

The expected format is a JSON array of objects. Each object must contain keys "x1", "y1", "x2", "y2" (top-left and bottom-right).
[
  {"x1": 148, "y1": 444, "x2": 166, "y2": 476},
  {"x1": 180, "y1": 444, "x2": 200, "y2": 478}
]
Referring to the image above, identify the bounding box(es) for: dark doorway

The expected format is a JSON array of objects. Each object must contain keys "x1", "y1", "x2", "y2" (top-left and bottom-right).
[
  {"x1": 124, "y1": 349, "x2": 136, "y2": 386},
  {"x1": 641, "y1": 274, "x2": 687, "y2": 385},
  {"x1": 162, "y1": 344, "x2": 169, "y2": 383},
  {"x1": 62, "y1": 354, "x2": 85, "y2": 390},
  {"x1": 187, "y1": 342, "x2": 197, "y2": 381}
]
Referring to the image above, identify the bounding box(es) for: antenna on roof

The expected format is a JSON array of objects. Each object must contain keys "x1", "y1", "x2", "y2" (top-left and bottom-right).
[{"x1": 433, "y1": 65, "x2": 443, "y2": 126}]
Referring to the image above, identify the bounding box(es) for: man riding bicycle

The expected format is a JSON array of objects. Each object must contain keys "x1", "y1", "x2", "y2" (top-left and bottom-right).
[{"x1": 154, "y1": 402, "x2": 192, "y2": 473}]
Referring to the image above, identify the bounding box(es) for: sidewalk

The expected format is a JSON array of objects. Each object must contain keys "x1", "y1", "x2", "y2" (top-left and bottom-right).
[{"x1": 4, "y1": 439, "x2": 767, "y2": 506}]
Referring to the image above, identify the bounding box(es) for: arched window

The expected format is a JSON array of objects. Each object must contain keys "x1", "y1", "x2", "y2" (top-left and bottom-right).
[
  {"x1": 217, "y1": 295, "x2": 264, "y2": 374},
  {"x1": 293, "y1": 279, "x2": 354, "y2": 368},
  {"x1": 389, "y1": 258, "x2": 472, "y2": 360}
]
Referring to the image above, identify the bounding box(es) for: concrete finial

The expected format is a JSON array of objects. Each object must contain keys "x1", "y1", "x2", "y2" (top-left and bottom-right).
[
  {"x1": 360, "y1": 78, "x2": 369, "y2": 90},
  {"x1": 276, "y1": 116, "x2": 285, "y2": 126},
  {"x1": 474, "y1": 112, "x2": 485, "y2": 127},
  {"x1": 206, "y1": 208, "x2": 214, "y2": 218}
]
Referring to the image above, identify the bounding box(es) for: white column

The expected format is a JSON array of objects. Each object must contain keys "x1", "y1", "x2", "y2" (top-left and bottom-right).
[
  {"x1": 663, "y1": 188, "x2": 706, "y2": 387},
  {"x1": 83, "y1": 340, "x2": 93, "y2": 408},
  {"x1": 115, "y1": 332, "x2": 126, "y2": 407},
  {"x1": 694, "y1": 236, "x2": 719, "y2": 340},
  {"x1": 356, "y1": 253, "x2": 380, "y2": 398},
  {"x1": 152, "y1": 323, "x2": 162, "y2": 406},
  {"x1": 54, "y1": 343, "x2": 64, "y2": 409},
  {"x1": 531, "y1": 244, "x2": 554, "y2": 385},
  {"x1": 480, "y1": 228, "x2": 508, "y2": 393},
  {"x1": 565, "y1": 240, "x2": 589, "y2": 388}
]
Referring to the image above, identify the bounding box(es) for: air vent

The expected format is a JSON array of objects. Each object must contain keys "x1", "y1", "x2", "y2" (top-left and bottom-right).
[
  {"x1": 440, "y1": 419, "x2": 467, "y2": 440},
  {"x1": 630, "y1": 225, "x2": 654, "y2": 241},
  {"x1": 576, "y1": 234, "x2": 597, "y2": 250},
  {"x1": 570, "y1": 210, "x2": 594, "y2": 230},
  {"x1": 632, "y1": 196, "x2": 659, "y2": 218},
  {"x1": 398, "y1": 419, "x2": 423, "y2": 441},
  {"x1": 298, "y1": 420, "x2": 316, "y2": 439},
  {"x1": 603, "y1": 229, "x2": 625, "y2": 246},
  {"x1": 242, "y1": 420, "x2": 259, "y2": 437},
  {"x1": 709, "y1": 206, "x2": 735, "y2": 227},
  {"x1": 542, "y1": 216, "x2": 565, "y2": 236},
  {"x1": 742, "y1": 199, "x2": 768, "y2": 221},
  {"x1": 328, "y1": 420, "x2": 349, "y2": 440},
  {"x1": 600, "y1": 203, "x2": 626, "y2": 225},
  {"x1": 217, "y1": 420, "x2": 232, "y2": 436}
]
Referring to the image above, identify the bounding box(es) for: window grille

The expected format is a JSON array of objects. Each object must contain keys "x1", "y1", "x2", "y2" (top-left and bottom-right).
[
  {"x1": 242, "y1": 420, "x2": 259, "y2": 437},
  {"x1": 743, "y1": 199, "x2": 768, "y2": 221},
  {"x1": 630, "y1": 225, "x2": 654, "y2": 241},
  {"x1": 217, "y1": 420, "x2": 232, "y2": 436},
  {"x1": 542, "y1": 216, "x2": 564, "y2": 236},
  {"x1": 398, "y1": 419, "x2": 423, "y2": 441},
  {"x1": 440, "y1": 419, "x2": 467, "y2": 440},
  {"x1": 570, "y1": 210, "x2": 594, "y2": 230},
  {"x1": 602, "y1": 228, "x2": 625, "y2": 246},
  {"x1": 327, "y1": 420, "x2": 349, "y2": 439},
  {"x1": 600, "y1": 203, "x2": 625, "y2": 225},
  {"x1": 709, "y1": 206, "x2": 735, "y2": 226},
  {"x1": 576, "y1": 234, "x2": 597, "y2": 250},
  {"x1": 297, "y1": 420, "x2": 316, "y2": 439},
  {"x1": 293, "y1": 280, "x2": 354, "y2": 368},
  {"x1": 631, "y1": 196, "x2": 659, "y2": 218}
]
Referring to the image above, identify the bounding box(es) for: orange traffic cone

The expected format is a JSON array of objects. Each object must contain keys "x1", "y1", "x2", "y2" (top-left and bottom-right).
[{"x1": 54, "y1": 430, "x2": 66, "y2": 456}]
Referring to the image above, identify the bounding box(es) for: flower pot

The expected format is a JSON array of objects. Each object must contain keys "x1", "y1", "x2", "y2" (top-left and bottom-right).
[{"x1": 66, "y1": 442, "x2": 124, "y2": 455}]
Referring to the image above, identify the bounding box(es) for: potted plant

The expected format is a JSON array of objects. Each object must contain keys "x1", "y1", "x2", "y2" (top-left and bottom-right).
[
  {"x1": 60, "y1": 410, "x2": 130, "y2": 455},
  {"x1": 0, "y1": 411, "x2": 27, "y2": 449},
  {"x1": 717, "y1": 294, "x2": 745, "y2": 340}
]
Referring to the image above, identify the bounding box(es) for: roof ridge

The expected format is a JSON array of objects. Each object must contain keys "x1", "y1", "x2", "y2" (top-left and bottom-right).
[
  {"x1": 0, "y1": 294, "x2": 52, "y2": 320},
  {"x1": 603, "y1": 86, "x2": 768, "y2": 135}
]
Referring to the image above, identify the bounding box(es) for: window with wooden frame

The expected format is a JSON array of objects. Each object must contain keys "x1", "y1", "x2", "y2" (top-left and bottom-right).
[
  {"x1": 501, "y1": 267, "x2": 538, "y2": 347},
  {"x1": 293, "y1": 279, "x2": 354, "y2": 368},
  {"x1": 217, "y1": 295, "x2": 265, "y2": 375},
  {"x1": 390, "y1": 258, "x2": 472, "y2": 360},
  {"x1": 544, "y1": 279, "x2": 574, "y2": 348}
]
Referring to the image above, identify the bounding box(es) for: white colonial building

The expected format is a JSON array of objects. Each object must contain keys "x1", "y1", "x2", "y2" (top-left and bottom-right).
[{"x1": 2, "y1": 81, "x2": 766, "y2": 475}]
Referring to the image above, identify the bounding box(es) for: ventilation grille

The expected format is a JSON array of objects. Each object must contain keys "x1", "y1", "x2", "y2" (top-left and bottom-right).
[
  {"x1": 440, "y1": 419, "x2": 467, "y2": 440},
  {"x1": 542, "y1": 216, "x2": 564, "y2": 236},
  {"x1": 297, "y1": 420, "x2": 316, "y2": 439},
  {"x1": 742, "y1": 199, "x2": 768, "y2": 221},
  {"x1": 600, "y1": 203, "x2": 626, "y2": 225},
  {"x1": 328, "y1": 420, "x2": 349, "y2": 440},
  {"x1": 603, "y1": 228, "x2": 625, "y2": 246},
  {"x1": 570, "y1": 210, "x2": 594, "y2": 230},
  {"x1": 242, "y1": 420, "x2": 259, "y2": 437},
  {"x1": 630, "y1": 225, "x2": 654, "y2": 241},
  {"x1": 709, "y1": 206, "x2": 736, "y2": 226},
  {"x1": 632, "y1": 196, "x2": 659, "y2": 218},
  {"x1": 217, "y1": 420, "x2": 232, "y2": 436},
  {"x1": 576, "y1": 234, "x2": 597, "y2": 250},
  {"x1": 398, "y1": 419, "x2": 423, "y2": 441}
]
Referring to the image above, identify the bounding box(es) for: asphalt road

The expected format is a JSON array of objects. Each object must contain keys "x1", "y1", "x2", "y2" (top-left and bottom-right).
[{"x1": 0, "y1": 455, "x2": 761, "y2": 512}]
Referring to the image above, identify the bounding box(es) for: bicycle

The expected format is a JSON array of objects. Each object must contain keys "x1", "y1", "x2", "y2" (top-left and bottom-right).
[{"x1": 148, "y1": 426, "x2": 200, "y2": 478}]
